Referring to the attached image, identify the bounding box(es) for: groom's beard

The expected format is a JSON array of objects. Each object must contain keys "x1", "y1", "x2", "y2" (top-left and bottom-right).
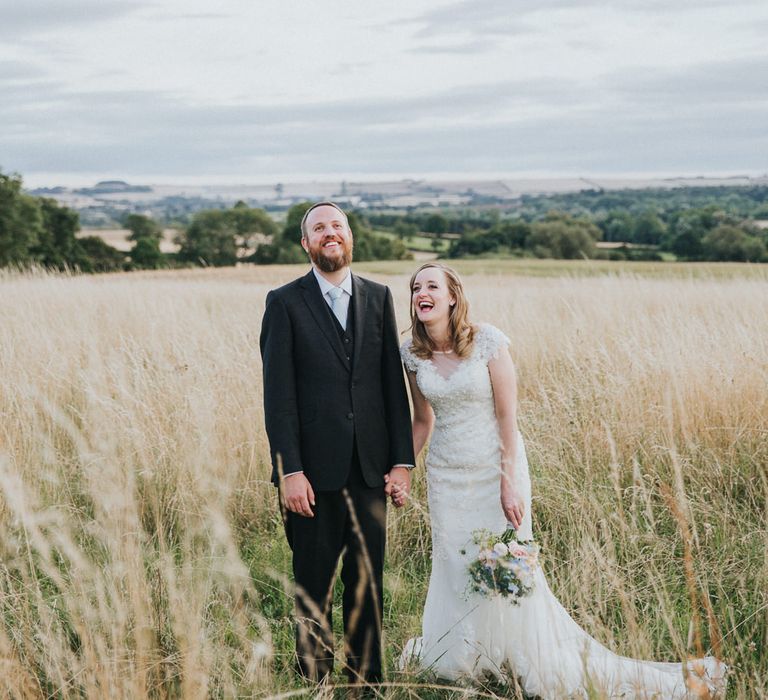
[{"x1": 308, "y1": 236, "x2": 354, "y2": 273}]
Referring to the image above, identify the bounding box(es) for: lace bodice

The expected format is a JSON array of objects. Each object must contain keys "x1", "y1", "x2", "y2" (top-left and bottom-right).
[
  {"x1": 400, "y1": 323, "x2": 533, "y2": 565},
  {"x1": 400, "y1": 323, "x2": 512, "y2": 472}
]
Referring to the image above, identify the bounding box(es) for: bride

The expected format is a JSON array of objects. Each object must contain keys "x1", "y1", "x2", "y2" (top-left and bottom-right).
[{"x1": 389, "y1": 262, "x2": 726, "y2": 698}]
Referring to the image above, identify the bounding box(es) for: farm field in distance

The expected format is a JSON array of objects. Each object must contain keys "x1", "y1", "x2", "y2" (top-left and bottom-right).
[{"x1": 0, "y1": 259, "x2": 765, "y2": 698}]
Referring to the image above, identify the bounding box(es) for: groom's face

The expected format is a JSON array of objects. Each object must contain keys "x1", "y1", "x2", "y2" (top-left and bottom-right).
[{"x1": 302, "y1": 205, "x2": 354, "y2": 273}]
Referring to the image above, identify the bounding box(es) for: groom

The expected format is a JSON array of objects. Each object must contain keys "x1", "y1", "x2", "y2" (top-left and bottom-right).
[{"x1": 260, "y1": 202, "x2": 414, "y2": 685}]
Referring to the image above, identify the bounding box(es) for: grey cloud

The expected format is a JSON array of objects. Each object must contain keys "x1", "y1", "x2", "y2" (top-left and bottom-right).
[
  {"x1": 622, "y1": 0, "x2": 760, "y2": 11},
  {"x1": 605, "y1": 55, "x2": 768, "y2": 106},
  {"x1": 168, "y1": 13, "x2": 229, "y2": 19},
  {"x1": 1, "y1": 64, "x2": 765, "y2": 178},
  {"x1": 734, "y1": 17, "x2": 768, "y2": 33},
  {"x1": 394, "y1": 0, "x2": 752, "y2": 41},
  {"x1": 0, "y1": 60, "x2": 47, "y2": 81},
  {"x1": 0, "y1": 1, "x2": 145, "y2": 40},
  {"x1": 391, "y1": 0, "x2": 557, "y2": 39},
  {"x1": 4, "y1": 101, "x2": 765, "y2": 177},
  {"x1": 415, "y1": 5, "x2": 536, "y2": 39},
  {"x1": 0, "y1": 76, "x2": 589, "y2": 136},
  {"x1": 409, "y1": 39, "x2": 497, "y2": 55},
  {"x1": 328, "y1": 61, "x2": 375, "y2": 76},
  {"x1": 146, "y1": 11, "x2": 231, "y2": 22}
]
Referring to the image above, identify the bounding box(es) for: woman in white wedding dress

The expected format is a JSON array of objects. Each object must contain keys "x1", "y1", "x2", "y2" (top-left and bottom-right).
[{"x1": 392, "y1": 263, "x2": 726, "y2": 699}]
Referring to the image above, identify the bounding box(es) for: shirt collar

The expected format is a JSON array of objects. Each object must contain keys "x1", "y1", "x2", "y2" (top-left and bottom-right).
[{"x1": 313, "y1": 266, "x2": 352, "y2": 297}]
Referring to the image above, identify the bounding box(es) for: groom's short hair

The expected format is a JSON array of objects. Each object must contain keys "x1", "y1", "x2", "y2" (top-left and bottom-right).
[{"x1": 300, "y1": 201, "x2": 349, "y2": 239}]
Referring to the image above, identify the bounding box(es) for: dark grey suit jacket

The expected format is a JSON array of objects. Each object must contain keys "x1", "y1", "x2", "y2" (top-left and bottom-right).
[{"x1": 260, "y1": 270, "x2": 414, "y2": 491}]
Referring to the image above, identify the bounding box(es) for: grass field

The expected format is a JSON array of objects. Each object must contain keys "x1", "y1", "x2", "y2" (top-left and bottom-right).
[{"x1": 0, "y1": 260, "x2": 766, "y2": 698}]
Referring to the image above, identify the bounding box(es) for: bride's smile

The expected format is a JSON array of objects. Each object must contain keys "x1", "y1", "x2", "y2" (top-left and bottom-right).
[{"x1": 412, "y1": 268, "x2": 455, "y2": 325}]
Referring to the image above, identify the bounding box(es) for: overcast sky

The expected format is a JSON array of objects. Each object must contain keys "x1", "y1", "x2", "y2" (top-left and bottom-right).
[{"x1": 2, "y1": 0, "x2": 767, "y2": 186}]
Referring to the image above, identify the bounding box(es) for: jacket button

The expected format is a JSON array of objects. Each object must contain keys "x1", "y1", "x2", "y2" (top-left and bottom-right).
[
  {"x1": 351, "y1": 382, "x2": 356, "y2": 388},
  {"x1": 347, "y1": 412, "x2": 354, "y2": 419},
  {"x1": 344, "y1": 338, "x2": 351, "y2": 344}
]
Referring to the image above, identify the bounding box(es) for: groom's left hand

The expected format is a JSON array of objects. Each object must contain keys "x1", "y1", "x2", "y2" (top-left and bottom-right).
[{"x1": 384, "y1": 466, "x2": 411, "y2": 508}]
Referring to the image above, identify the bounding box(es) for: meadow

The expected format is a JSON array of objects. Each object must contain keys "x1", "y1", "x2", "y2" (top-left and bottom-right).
[{"x1": 0, "y1": 260, "x2": 766, "y2": 698}]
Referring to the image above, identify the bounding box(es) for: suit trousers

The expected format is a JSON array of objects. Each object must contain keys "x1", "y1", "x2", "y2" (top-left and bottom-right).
[{"x1": 283, "y1": 451, "x2": 386, "y2": 684}]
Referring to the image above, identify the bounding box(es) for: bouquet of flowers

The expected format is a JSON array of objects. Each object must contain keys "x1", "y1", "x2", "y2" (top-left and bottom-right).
[{"x1": 464, "y1": 527, "x2": 539, "y2": 602}]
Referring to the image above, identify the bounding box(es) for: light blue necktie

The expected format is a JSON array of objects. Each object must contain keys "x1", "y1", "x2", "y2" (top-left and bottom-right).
[{"x1": 327, "y1": 286, "x2": 347, "y2": 329}]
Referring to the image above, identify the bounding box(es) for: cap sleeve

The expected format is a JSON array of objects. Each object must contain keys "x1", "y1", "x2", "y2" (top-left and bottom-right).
[
  {"x1": 475, "y1": 323, "x2": 511, "y2": 362},
  {"x1": 400, "y1": 340, "x2": 419, "y2": 372}
]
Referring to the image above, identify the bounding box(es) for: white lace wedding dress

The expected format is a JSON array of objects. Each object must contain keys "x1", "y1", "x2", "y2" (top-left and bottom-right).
[{"x1": 399, "y1": 324, "x2": 726, "y2": 698}]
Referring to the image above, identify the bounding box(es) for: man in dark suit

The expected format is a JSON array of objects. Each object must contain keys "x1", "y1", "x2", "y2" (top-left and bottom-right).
[{"x1": 260, "y1": 201, "x2": 414, "y2": 687}]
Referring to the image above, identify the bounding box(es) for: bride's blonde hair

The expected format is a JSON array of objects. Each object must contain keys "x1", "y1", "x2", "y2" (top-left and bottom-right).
[{"x1": 409, "y1": 262, "x2": 475, "y2": 359}]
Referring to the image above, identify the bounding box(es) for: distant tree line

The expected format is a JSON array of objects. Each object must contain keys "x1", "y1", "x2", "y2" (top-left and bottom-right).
[
  {"x1": 0, "y1": 169, "x2": 411, "y2": 272},
  {"x1": 434, "y1": 208, "x2": 767, "y2": 262},
  {"x1": 3, "y1": 166, "x2": 767, "y2": 271},
  {"x1": 516, "y1": 185, "x2": 768, "y2": 221},
  {"x1": 445, "y1": 212, "x2": 611, "y2": 260},
  {"x1": 500, "y1": 209, "x2": 762, "y2": 261},
  {"x1": 366, "y1": 188, "x2": 768, "y2": 262}
]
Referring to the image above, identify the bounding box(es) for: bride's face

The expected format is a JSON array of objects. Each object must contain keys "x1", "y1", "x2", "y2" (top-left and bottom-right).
[{"x1": 412, "y1": 268, "x2": 455, "y2": 324}]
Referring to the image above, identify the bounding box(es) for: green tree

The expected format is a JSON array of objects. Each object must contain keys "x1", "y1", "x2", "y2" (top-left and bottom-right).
[
  {"x1": 229, "y1": 202, "x2": 279, "y2": 252},
  {"x1": 32, "y1": 197, "x2": 81, "y2": 268},
  {"x1": 632, "y1": 211, "x2": 666, "y2": 245},
  {"x1": 494, "y1": 221, "x2": 529, "y2": 249},
  {"x1": 447, "y1": 221, "x2": 531, "y2": 258},
  {"x1": 75, "y1": 236, "x2": 126, "y2": 272},
  {"x1": 252, "y1": 241, "x2": 306, "y2": 264},
  {"x1": 130, "y1": 236, "x2": 164, "y2": 269},
  {"x1": 394, "y1": 221, "x2": 418, "y2": 240},
  {"x1": 367, "y1": 233, "x2": 411, "y2": 261},
  {"x1": 599, "y1": 211, "x2": 634, "y2": 243},
  {"x1": 281, "y1": 201, "x2": 314, "y2": 247},
  {"x1": 178, "y1": 210, "x2": 238, "y2": 266},
  {"x1": 177, "y1": 204, "x2": 278, "y2": 266},
  {"x1": 0, "y1": 170, "x2": 43, "y2": 266},
  {"x1": 525, "y1": 212, "x2": 601, "y2": 259},
  {"x1": 424, "y1": 213, "x2": 448, "y2": 235},
  {"x1": 701, "y1": 225, "x2": 767, "y2": 262},
  {"x1": 447, "y1": 232, "x2": 490, "y2": 258},
  {"x1": 124, "y1": 213, "x2": 162, "y2": 241}
]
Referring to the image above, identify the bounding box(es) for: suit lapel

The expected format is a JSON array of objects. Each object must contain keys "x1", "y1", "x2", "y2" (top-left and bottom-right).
[
  {"x1": 300, "y1": 270, "x2": 351, "y2": 371},
  {"x1": 351, "y1": 274, "x2": 368, "y2": 371}
]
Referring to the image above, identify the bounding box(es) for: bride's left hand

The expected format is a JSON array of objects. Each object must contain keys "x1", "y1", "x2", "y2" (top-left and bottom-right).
[{"x1": 501, "y1": 483, "x2": 525, "y2": 530}]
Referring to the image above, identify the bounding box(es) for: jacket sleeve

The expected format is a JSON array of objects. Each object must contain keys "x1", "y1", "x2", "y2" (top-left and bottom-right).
[
  {"x1": 381, "y1": 286, "x2": 416, "y2": 467},
  {"x1": 260, "y1": 290, "x2": 303, "y2": 479}
]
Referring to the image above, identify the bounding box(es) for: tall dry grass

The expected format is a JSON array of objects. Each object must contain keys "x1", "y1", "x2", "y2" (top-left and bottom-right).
[{"x1": 0, "y1": 263, "x2": 766, "y2": 698}]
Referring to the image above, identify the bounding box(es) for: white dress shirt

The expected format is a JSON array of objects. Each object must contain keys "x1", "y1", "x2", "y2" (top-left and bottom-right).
[{"x1": 313, "y1": 267, "x2": 352, "y2": 326}]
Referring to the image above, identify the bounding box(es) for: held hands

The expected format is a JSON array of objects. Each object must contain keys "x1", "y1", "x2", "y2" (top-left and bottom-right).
[
  {"x1": 283, "y1": 468, "x2": 410, "y2": 515},
  {"x1": 500, "y1": 478, "x2": 525, "y2": 530},
  {"x1": 281, "y1": 473, "x2": 316, "y2": 518},
  {"x1": 384, "y1": 466, "x2": 411, "y2": 508}
]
